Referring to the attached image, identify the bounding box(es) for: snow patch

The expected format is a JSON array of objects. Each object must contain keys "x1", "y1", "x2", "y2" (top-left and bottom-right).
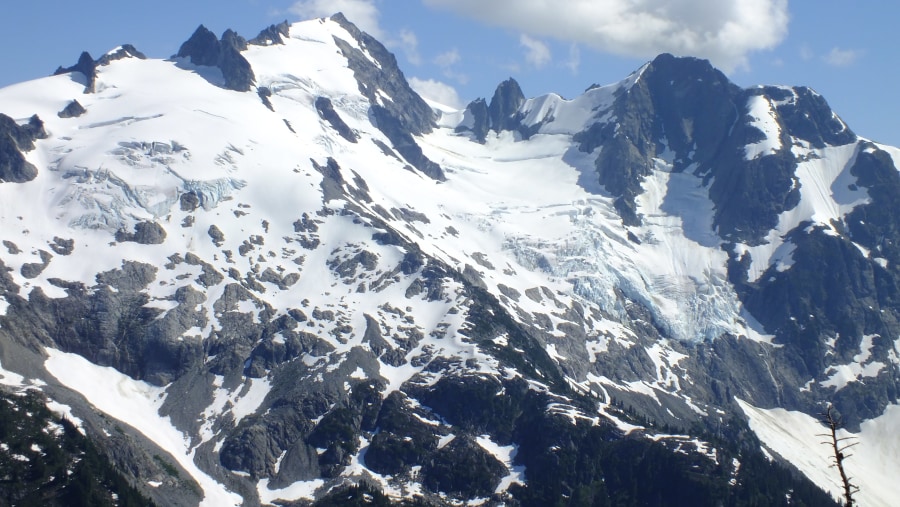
[
  {"x1": 820, "y1": 334, "x2": 886, "y2": 391},
  {"x1": 744, "y1": 95, "x2": 782, "y2": 159},
  {"x1": 45, "y1": 400, "x2": 85, "y2": 435},
  {"x1": 257, "y1": 478, "x2": 324, "y2": 504},
  {"x1": 475, "y1": 435, "x2": 525, "y2": 494},
  {"x1": 0, "y1": 359, "x2": 25, "y2": 387},
  {"x1": 739, "y1": 143, "x2": 869, "y2": 282}
]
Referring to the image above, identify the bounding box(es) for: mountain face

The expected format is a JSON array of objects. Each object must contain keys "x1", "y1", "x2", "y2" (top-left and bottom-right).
[{"x1": 0, "y1": 13, "x2": 898, "y2": 506}]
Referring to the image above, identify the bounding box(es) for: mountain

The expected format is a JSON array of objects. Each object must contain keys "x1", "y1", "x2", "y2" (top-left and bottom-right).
[{"x1": 0, "y1": 12, "x2": 898, "y2": 506}]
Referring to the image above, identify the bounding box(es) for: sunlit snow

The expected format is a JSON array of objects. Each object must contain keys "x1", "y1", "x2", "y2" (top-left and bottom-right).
[
  {"x1": 738, "y1": 399, "x2": 900, "y2": 507},
  {"x1": 744, "y1": 95, "x2": 782, "y2": 159}
]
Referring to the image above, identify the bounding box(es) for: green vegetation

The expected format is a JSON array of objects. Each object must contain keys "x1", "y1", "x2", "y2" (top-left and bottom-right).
[{"x1": 0, "y1": 390, "x2": 154, "y2": 506}]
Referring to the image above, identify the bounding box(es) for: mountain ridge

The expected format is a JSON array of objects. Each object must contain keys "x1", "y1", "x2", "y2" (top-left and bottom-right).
[{"x1": 0, "y1": 12, "x2": 896, "y2": 506}]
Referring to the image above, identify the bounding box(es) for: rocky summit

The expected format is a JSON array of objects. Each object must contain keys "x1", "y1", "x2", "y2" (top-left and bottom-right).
[{"x1": 0, "y1": 12, "x2": 898, "y2": 507}]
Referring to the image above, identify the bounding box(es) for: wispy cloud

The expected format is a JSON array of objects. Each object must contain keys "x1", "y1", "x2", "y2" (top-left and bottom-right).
[
  {"x1": 519, "y1": 34, "x2": 551, "y2": 68},
  {"x1": 823, "y1": 47, "x2": 862, "y2": 67},
  {"x1": 799, "y1": 44, "x2": 814, "y2": 61},
  {"x1": 408, "y1": 77, "x2": 464, "y2": 108},
  {"x1": 399, "y1": 29, "x2": 422, "y2": 65},
  {"x1": 434, "y1": 48, "x2": 461, "y2": 67},
  {"x1": 433, "y1": 48, "x2": 469, "y2": 84},
  {"x1": 566, "y1": 43, "x2": 581, "y2": 74},
  {"x1": 422, "y1": 0, "x2": 790, "y2": 72}
]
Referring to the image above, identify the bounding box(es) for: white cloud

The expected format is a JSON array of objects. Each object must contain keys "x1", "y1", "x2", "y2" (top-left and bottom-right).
[
  {"x1": 398, "y1": 29, "x2": 422, "y2": 65},
  {"x1": 823, "y1": 47, "x2": 862, "y2": 67},
  {"x1": 289, "y1": 0, "x2": 383, "y2": 38},
  {"x1": 520, "y1": 34, "x2": 551, "y2": 68},
  {"x1": 422, "y1": 0, "x2": 790, "y2": 72},
  {"x1": 566, "y1": 44, "x2": 581, "y2": 74},
  {"x1": 434, "y1": 48, "x2": 461, "y2": 68},
  {"x1": 432, "y1": 48, "x2": 468, "y2": 84},
  {"x1": 409, "y1": 77, "x2": 464, "y2": 109},
  {"x1": 799, "y1": 43, "x2": 814, "y2": 61}
]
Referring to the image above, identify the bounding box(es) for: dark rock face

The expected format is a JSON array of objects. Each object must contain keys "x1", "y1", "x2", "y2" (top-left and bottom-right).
[
  {"x1": 0, "y1": 114, "x2": 46, "y2": 183},
  {"x1": 846, "y1": 144, "x2": 900, "y2": 270},
  {"x1": 767, "y1": 85, "x2": 856, "y2": 148},
  {"x1": 568, "y1": 53, "x2": 832, "y2": 242},
  {"x1": 249, "y1": 21, "x2": 291, "y2": 46},
  {"x1": 312, "y1": 156, "x2": 347, "y2": 203},
  {"x1": 257, "y1": 86, "x2": 274, "y2": 111},
  {"x1": 455, "y1": 98, "x2": 489, "y2": 143},
  {"x1": 53, "y1": 45, "x2": 145, "y2": 94},
  {"x1": 0, "y1": 260, "x2": 204, "y2": 386},
  {"x1": 421, "y1": 435, "x2": 506, "y2": 497},
  {"x1": 574, "y1": 54, "x2": 742, "y2": 226},
  {"x1": 97, "y1": 44, "x2": 147, "y2": 66},
  {"x1": 461, "y1": 78, "x2": 542, "y2": 141},
  {"x1": 330, "y1": 13, "x2": 435, "y2": 137},
  {"x1": 315, "y1": 96, "x2": 357, "y2": 143},
  {"x1": 727, "y1": 143, "x2": 900, "y2": 428},
  {"x1": 219, "y1": 30, "x2": 253, "y2": 92},
  {"x1": 48, "y1": 237, "x2": 74, "y2": 256},
  {"x1": 20, "y1": 250, "x2": 52, "y2": 279},
  {"x1": 115, "y1": 221, "x2": 167, "y2": 245},
  {"x1": 54, "y1": 51, "x2": 97, "y2": 93},
  {"x1": 208, "y1": 225, "x2": 225, "y2": 246},
  {"x1": 369, "y1": 105, "x2": 445, "y2": 181},
  {"x1": 177, "y1": 25, "x2": 220, "y2": 66},
  {"x1": 488, "y1": 78, "x2": 526, "y2": 134},
  {"x1": 180, "y1": 191, "x2": 201, "y2": 211},
  {"x1": 58, "y1": 99, "x2": 86, "y2": 118},
  {"x1": 176, "y1": 25, "x2": 255, "y2": 92},
  {"x1": 328, "y1": 14, "x2": 444, "y2": 181}
]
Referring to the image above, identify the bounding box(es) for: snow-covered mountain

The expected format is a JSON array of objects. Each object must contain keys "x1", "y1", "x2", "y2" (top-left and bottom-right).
[{"x1": 1, "y1": 13, "x2": 898, "y2": 506}]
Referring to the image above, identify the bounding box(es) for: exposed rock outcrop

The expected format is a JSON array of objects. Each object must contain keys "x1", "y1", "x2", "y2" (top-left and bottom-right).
[
  {"x1": 54, "y1": 44, "x2": 145, "y2": 94},
  {"x1": 489, "y1": 78, "x2": 526, "y2": 134},
  {"x1": 97, "y1": 44, "x2": 147, "y2": 65},
  {"x1": 249, "y1": 21, "x2": 291, "y2": 46},
  {"x1": 315, "y1": 96, "x2": 357, "y2": 143},
  {"x1": 176, "y1": 25, "x2": 255, "y2": 92},
  {"x1": 54, "y1": 51, "x2": 97, "y2": 93},
  {"x1": 455, "y1": 98, "x2": 489, "y2": 143},
  {"x1": 115, "y1": 221, "x2": 167, "y2": 245},
  {"x1": 57, "y1": 99, "x2": 86, "y2": 118},
  {"x1": 0, "y1": 114, "x2": 46, "y2": 183}
]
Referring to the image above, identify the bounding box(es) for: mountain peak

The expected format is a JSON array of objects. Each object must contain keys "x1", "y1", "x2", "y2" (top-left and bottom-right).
[
  {"x1": 53, "y1": 51, "x2": 98, "y2": 93},
  {"x1": 249, "y1": 20, "x2": 291, "y2": 46},
  {"x1": 176, "y1": 25, "x2": 219, "y2": 66},
  {"x1": 328, "y1": 12, "x2": 437, "y2": 138},
  {"x1": 176, "y1": 24, "x2": 254, "y2": 91},
  {"x1": 96, "y1": 44, "x2": 146, "y2": 66},
  {"x1": 488, "y1": 77, "x2": 526, "y2": 133},
  {"x1": 646, "y1": 52, "x2": 721, "y2": 76}
]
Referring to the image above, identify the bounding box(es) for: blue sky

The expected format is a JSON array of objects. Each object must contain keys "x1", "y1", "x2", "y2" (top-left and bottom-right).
[{"x1": 1, "y1": 0, "x2": 897, "y2": 145}]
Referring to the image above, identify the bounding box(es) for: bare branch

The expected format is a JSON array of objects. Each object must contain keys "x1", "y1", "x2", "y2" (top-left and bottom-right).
[{"x1": 822, "y1": 404, "x2": 857, "y2": 507}]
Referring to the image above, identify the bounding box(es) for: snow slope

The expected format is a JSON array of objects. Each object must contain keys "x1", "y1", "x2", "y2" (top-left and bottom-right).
[{"x1": 738, "y1": 399, "x2": 900, "y2": 507}]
